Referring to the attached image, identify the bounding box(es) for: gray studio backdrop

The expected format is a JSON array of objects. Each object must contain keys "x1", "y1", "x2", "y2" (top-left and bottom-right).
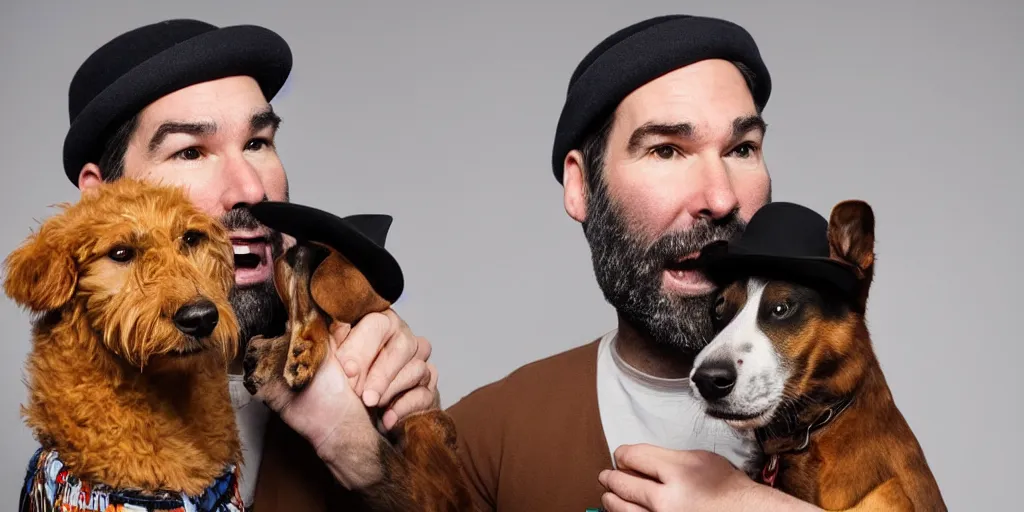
[{"x1": 1, "y1": 0, "x2": 1019, "y2": 509}]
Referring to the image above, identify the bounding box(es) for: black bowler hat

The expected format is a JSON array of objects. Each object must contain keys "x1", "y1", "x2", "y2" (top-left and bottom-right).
[
  {"x1": 697, "y1": 202, "x2": 859, "y2": 297},
  {"x1": 248, "y1": 202, "x2": 405, "y2": 304},
  {"x1": 551, "y1": 14, "x2": 772, "y2": 184},
  {"x1": 63, "y1": 19, "x2": 293, "y2": 186}
]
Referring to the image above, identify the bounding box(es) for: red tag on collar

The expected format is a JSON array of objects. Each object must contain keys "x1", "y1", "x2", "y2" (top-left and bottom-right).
[{"x1": 761, "y1": 454, "x2": 779, "y2": 488}]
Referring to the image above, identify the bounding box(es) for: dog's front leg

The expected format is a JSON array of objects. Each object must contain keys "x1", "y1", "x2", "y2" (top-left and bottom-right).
[
  {"x1": 838, "y1": 477, "x2": 914, "y2": 512},
  {"x1": 242, "y1": 244, "x2": 331, "y2": 395},
  {"x1": 280, "y1": 244, "x2": 330, "y2": 391}
]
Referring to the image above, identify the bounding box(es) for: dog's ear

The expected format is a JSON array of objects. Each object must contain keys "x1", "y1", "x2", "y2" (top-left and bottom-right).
[
  {"x1": 3, "y1": 221, "x2": 78, "y2": 312},
  {"x1": 827, "y1": 199, "x2": 876, "y2": 277},
  {"x1": 828, "y1": 200, "x2": 876, "y2": 311},
  {"x1": 309, "y1": 249, "x2": 391, "y2": 325}
]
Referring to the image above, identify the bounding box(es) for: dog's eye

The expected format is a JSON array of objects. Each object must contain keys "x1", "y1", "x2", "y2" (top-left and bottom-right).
[
  {"x1": 713, "y1": 295, "x2": 727, "y2": 320},
  {"x1": 108, "y1": 246, "x2": 135, "y2": 263},
  {"x1": 771, "y1": 301, "x2": 795, "y2": 319},
  {"x1": 182, "y1": 230, "x2": 206, "y2": 247}
]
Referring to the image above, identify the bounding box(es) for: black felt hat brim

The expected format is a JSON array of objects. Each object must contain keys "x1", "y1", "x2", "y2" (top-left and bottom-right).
[
  {"x1": 697, "y1": 241, "x2": 859, "y2": 298},
  {"x1": 62, "y1": 24, "x2": 292, "y2": 185},
  {"x1": 247, "y1": 202, "x2": 405, "y2": 304}
]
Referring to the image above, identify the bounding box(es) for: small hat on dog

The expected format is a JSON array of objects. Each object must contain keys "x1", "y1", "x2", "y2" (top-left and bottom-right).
[
  {"x1": 697, "y1": 202, "x2": 859, "y2": 297},
  {"x1": 63, "y1": 19, "x2": 293, "y2": 186},
  {"x1": 550, "y1": 14, "x2": 772, "y2": 184},
  {"x1": 248, "y1": 202, "x2": 405, "y2": 304}
]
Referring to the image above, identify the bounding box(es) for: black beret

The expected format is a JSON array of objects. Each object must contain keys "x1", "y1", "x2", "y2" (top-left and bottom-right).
[
  {"x1": 63, "y1": 19, "x2": 293, "y2": 186},
  {"x1": 551, "y1": 14, "x2": 772, "y2": 184}
]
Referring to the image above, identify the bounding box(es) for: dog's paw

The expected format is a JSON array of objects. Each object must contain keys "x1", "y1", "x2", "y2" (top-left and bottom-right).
[
  {"x1": 284, "y1": 320, "x2": 330, "y2": 391},
  {"x1": 243, "y1": 334, "x2": 287, "y2": 396},
  {"x1": 283, "y1": 336, "x2": 316, "y2": 391}
]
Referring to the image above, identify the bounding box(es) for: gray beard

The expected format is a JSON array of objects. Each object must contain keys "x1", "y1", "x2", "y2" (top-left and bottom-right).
[
  {"x1": 221, "y1": 207, "x2": 288, "y2": 350},
  {"x1": 230, "y1": 278, "x2": 284, "y2": 347},
  {"x1": 581, "y1": 178, "x2": 745, "y2": 356}
]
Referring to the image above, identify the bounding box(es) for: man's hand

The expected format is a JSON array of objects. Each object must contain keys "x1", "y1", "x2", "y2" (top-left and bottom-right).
[
  {"x1": 254, "y1": 309, "x2": 439, "y2": 490},
  {"x1": 597, "y1": 444, "x2": 823, "y2": 512},
  {"x1": 335, "y1": 309, "x2": 440, "y2": 430}
]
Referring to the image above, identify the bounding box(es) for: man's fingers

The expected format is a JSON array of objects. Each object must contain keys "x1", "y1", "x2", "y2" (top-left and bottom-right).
[
  {"x1": 360, "y1": 311, "x2": 418, "y2": 407},
  {"x1": 414, "y1": 334, "x2": 432, "y2": 362},
  {"x1": 333, "y1": 312, "x2": 394, "y2": 395},
  {"x1": 601, "y1": 492, "x2": 650, "y2": 512},
  {"x1": 377, "y1": 359, "x2": 432, "y2": 408},
  {"x1": 380, "y1": 386, "x2": 437, "y2": 430},
  {"x1": 329, "y1": 322, "x2": 353, "y2": 351},
  {"x1": 599, "y1": 469, "x2": 656, "y2": 510},
  {"x1": 613, "y1": 444, "x2": 665, "y2": 483}
]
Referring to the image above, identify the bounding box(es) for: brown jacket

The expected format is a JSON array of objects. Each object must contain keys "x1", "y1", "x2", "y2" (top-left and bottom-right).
[
  {"x1": 250, "y1": 339, "x2": 610, "y2": 511},
  {"x1": 445, "y1": 339, "x2": 612, "y2": 511},
  {"x1": 250, "y1": 410, "x2": 372, "y2": 510}
]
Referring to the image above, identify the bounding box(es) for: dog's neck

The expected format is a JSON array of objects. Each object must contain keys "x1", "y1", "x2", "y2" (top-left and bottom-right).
[
  {"x1": 21, "y1": 307, "x2": 241, "y2": 494},
  {"x1": 755, "y1": 389, "x2": 857, "y2": 456},
  {"x1": 755, "y1": 353, "x2": 891, "y2": 458}
]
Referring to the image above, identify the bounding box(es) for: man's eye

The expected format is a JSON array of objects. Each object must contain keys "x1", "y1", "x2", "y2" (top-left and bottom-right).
[
  {"x1": 246, "y1": 138, "x2": 271, "y2": 151},
  {"x1": 175, "y1": 147, "x2": 202, "y2": 160},
  {"x1": 730, "y1": 142, "x2": 758, "y2": 159},
  {"x1": 651, "y1": 145, "x2": 677, "y2": 160}
]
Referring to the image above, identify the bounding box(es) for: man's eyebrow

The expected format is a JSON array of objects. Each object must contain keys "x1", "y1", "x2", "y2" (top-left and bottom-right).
[
  {"x1": 251, "y1": 107, "x2": 282, "y2": 134},
  {"x1": 626, "y1": 122, "x2": 694, "y2": 154},
  {"x1": 148, "y1": 121, "x2": 216, "y2": 153},
  {"x1": 732, "y1": 114, "x2": 767, "y2": 140}
]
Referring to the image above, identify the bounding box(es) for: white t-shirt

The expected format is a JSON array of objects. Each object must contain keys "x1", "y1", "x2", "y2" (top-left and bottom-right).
[
  {"x1": 227, "y1": 374, "x2": 270, "y2": 507},
  {"x1": 595, "y1": 329, "x2": 759, "y2": 471}
]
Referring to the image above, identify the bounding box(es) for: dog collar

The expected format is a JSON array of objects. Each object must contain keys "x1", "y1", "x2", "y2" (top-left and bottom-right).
[
  {"x1": 20, "y1": 448, "x2": 244, "y2": 512},
  {"x1": 754, "y1": 394, "x2": 856, "y2": 487}
]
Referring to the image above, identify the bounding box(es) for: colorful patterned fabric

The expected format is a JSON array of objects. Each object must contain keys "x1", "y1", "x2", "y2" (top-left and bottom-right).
[{"x1": 19, "y1": 448, "x2": 244, "y2": 512}]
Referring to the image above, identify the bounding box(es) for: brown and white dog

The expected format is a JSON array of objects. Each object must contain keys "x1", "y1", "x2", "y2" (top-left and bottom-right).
[
  {"x1": 689, "y1": 200, "x2": 946, "y2": 511},
  {"x1": 241, "y1": 202, "x2": 473, "y2": 512}
]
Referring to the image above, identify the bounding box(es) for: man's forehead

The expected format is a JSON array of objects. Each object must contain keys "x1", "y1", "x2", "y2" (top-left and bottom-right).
[
  {"x1": 135, "y1": 76, "x2": 273, "y2": 130},
  {"x1": 614, "y1": 60, "x2": 757, "y2": 129}
]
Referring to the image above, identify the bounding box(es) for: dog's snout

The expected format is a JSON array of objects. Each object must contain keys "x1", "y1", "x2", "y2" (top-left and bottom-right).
[
  {"x1": 172, "y1": 300, "x2": 219, "y2": 338},
  {"x1": 692, "y1": 359, "x2": 737, "y2": 402}
]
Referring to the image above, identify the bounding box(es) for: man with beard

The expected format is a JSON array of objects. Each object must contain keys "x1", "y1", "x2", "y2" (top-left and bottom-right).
[
  {"x1": 62, "y1": 19, "x2": 439, "y2": 510},
  {"x1": 446, "y1": 15, "x2": 823, "y2": 512}
]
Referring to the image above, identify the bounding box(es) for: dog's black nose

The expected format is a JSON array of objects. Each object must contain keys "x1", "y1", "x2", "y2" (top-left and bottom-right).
[
  {"x1": 692, "y1": 360, "x2": 737, "y2": 402},
  {"x1": 173, "y1": 300, "x2": 219, "y2": 338}
]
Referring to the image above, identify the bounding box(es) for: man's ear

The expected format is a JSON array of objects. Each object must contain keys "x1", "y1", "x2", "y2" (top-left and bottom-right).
[
  {"x1": 78, "y1": 163, "x2": 103, "y2": 193},
  {"x1": 309, "y1": 249, "x2": 391, "y2": 325},
  {"x1": 563, "y1": 149, "x2": 588, "y2": 224},
  {"x1": 3, "y1": 220, "x2": 78, "y2": 312},
  {"x1": 827, "y1": 199, "x2": 876, "y2": 279}
]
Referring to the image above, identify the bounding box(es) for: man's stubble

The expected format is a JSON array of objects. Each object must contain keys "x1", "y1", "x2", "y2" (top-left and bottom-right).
[
  {"x1": 581, "y1": 175, "x2": 745, "y2": 356},
  {"x1": 220, "y1": 207, "x2": 288, "y2": 349}
]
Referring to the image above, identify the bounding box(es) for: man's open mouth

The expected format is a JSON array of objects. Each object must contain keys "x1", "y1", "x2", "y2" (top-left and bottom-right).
[
  {"x1": 232, "y1": 237, "x2": 268, "y2": 269},
  {"x1": 666, "y1": 252, "x2": 702, "y2": 271}
]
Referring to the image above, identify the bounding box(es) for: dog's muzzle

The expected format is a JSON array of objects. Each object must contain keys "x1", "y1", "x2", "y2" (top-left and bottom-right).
[{"x1": 172, "y1": 300, "x2": 219, "y2": 339}]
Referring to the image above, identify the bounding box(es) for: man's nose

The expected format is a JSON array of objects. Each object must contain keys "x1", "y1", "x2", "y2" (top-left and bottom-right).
[
  {"x1": 686, "y1": 158, "x2": 740, "y2": 221},
  {"x1": 219, "y1": 156, "x2": 267, "y2": 211}
]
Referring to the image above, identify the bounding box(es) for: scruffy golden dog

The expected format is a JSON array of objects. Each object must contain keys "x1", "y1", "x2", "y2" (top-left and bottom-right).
[{"x1": 4, "y1": 179, "x2": 244, "y2": 505}]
